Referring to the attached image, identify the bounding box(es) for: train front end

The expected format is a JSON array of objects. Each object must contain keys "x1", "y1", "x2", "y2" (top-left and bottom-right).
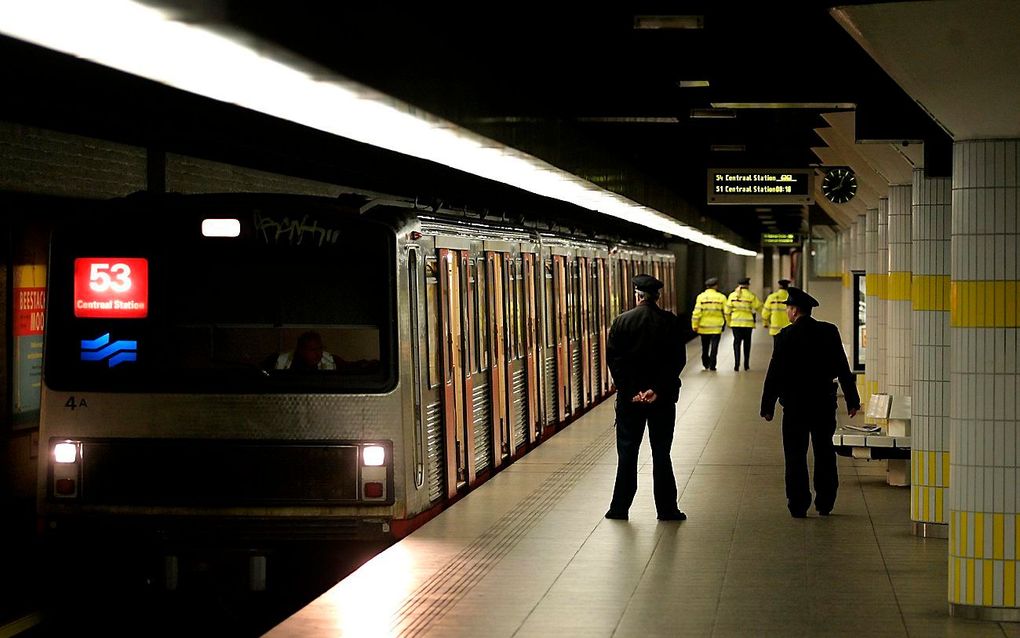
[{"x1": 37, "y1": 194, "x2": 406, "y2": 544}]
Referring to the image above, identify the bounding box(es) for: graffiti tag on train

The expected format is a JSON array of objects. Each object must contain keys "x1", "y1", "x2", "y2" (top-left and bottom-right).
[{"x1": 254, "y1": 211, "x2": 341, "y2": 247}]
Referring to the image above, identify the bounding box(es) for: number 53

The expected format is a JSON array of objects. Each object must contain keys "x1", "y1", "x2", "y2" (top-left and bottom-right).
[{"x1": 89, "y1": 262, "x2": 132, "y2": 293}]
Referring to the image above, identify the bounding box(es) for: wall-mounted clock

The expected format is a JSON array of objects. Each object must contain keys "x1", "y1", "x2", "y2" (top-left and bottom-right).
[{"x1": 822, "y1": 167, "x2": 858, "y2": 204}]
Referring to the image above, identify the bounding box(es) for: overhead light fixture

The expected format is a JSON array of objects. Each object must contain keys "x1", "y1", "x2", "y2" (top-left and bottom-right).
[
  {"x1": 691, "y1": 108, "x2": 736, "y2": 119},
  {"x1": 0, "y1": 1, "x2": 755, "y2": 256},
  {"x1": 676, "y1": 80, "x2": 710, "y2": 88},
  {"x1": 633, "y1": 15, "x2": 704, "y2": 30},
  {"x1": 577, "y1": 117, "x2": 679, "y2": 124},
  {"x1": 710, "y1": 102, "x2": 857, "y2": 110},
  {"x1": 710, "y1": 144, "x2": 746, "y2": 152}
]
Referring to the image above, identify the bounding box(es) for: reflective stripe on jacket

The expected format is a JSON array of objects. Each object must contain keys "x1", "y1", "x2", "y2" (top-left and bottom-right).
[
  {"x1": 762, "y1": 289, "x2": 791, "y2": 335},
  {"x1": 692, "y1": 288, "x2": 728, "y2": 334},
  {"x1": 725, "y1": 287, "x2": 761, "y2": 328}
]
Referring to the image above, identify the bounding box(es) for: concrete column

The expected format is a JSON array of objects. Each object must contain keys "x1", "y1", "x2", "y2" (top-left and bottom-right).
[
  {"x1": 753, "y1": 251, "x2": 765, "y2": 300},
  {"x1": 876, "y1": 198, "x2": 890, "y2": 394},
  {"x1": 911, "y1": 168, "x2": 951, "y2": 538},
  {"x1": 841, "y1": 228, "x2": 852, "y2": 340},
  {"x1": 948, "y1": 139, "x2": 1020, "y2": 620},
  {"x1": 887, "y1": 184, "x2": 913, "y2": 401},
  {"x1": 865, "y1": 207, "x2": 880, "y2": 416}
]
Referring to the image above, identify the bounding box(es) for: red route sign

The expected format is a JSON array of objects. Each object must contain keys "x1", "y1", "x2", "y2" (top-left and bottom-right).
[{"x1": 74, "y1": 258, "x2": 149, "y2": 318}]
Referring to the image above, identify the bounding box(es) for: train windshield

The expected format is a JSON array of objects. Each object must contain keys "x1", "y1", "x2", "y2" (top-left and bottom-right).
[{"x1": 44, "y1": 197, "x2": 396, "y2": 393}]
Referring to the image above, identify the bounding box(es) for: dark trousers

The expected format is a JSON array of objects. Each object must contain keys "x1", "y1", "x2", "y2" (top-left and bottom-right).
[
  {"x1": 732, "y1": 327, "x2": 752, "y2": 368},
  {"x1": 700, "y1": 334, "x2": 721, "y2": 369},
  {"x1": 609, "y1": 400, "x2": 678, "y2": 515},
  {"x1": 781, "y1": 410, "x2": 838, "y2": 514}
]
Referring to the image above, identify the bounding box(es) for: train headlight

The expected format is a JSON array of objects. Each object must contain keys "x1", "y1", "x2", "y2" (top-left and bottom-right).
[
  {"x1": 360, "y1": 443, "x2": 389, "y2": 502},
  {"x1": 363, "y1": 445, "x2": 385, "y2": 466},
  {"x1": 52, "y1": 440, "x2": 82, "y2": 499},
  {"x1": 54, "y1": 441, "x2": 79, "y2": 464}
]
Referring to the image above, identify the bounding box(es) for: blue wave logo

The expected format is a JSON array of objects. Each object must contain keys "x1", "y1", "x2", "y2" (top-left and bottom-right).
[{"x1": 81, "y1": 333, "x2": 137, "y2": 368}]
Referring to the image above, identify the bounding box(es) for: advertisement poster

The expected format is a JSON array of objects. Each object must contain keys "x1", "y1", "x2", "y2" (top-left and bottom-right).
[{"x1": 14, "y1": 265, "x2": 46, "y2": 428}]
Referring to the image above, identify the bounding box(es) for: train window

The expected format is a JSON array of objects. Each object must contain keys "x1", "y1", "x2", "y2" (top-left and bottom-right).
[
  {"x1": 45, "y1": 202, "x2": 397, "y2": 394},
  {"x1": 465, "y1": 258, "x2": 477, "y2": 373},
  {"x1": 544, "y1": 260, "x2": 554, "y2": 348},
  {"x1": 565, "y1": 260, "x2": 574, "y2": 342},
  {"x1": 425, "y1": 258, "x2": 441, "y2": 388},
  {"x1": 506, "y1": 259, "x2": 518, "y2": 360},
  {"x1": 514, "y1": 259, "x2": 524, "y2": 359},
  {"x1": 477, "y1": 259, "x2": 488, "y2": 370}
]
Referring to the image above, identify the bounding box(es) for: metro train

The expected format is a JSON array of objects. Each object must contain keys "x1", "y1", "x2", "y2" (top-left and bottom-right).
[{"x1": 38, "y1": 191, "x2": 678, "y2": 544}]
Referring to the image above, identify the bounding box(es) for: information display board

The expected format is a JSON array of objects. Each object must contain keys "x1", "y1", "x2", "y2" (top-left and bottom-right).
[
  {"x1": 762, "y1": 233, "x2": 800, "y2": 247},
  {"x1": 708, "y1": 168, "x2": 814, "y2": 205}
]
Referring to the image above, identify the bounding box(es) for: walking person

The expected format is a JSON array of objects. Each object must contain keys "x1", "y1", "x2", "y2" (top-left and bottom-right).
[
  {"x1": 691, "y1": 277, "x2": 726, "y2": 370},
  {"x1": 605, "y1": 274, "x2": 687, "y2": 522},
  {"x1": 762, "y1": 278, "x2": 792, "y2": 339},
  {"x1": 725, "y1": 277, "x2": 761, "y2": 371},
  {"x1": 760, "y1": 287, "x2": 861, "y2": 518}
]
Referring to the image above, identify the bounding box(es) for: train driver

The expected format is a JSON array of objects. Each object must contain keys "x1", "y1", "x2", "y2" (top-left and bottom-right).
[{"x1": 273, "y1": 331, "x2": 337, "y2": 371}]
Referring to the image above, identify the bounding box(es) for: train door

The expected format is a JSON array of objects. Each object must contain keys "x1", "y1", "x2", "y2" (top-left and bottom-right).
[
  {"x1": 437, "y1": 247, "x2": 473, "y2": 497},
  {"x1": 594, "y1": 257, "x2": 609, "y2": 398},
  {"x1": 485, "y1": 250, "x2": 509, "y2": 467},
  {"x1": 466, "y1": 254, "x2": 493, "y2": 479},
  {"x1": 522, "y1": 251, "x2": 540, "y2": 443},
  {"x1": 567, "y1": 255, "x2": 584, "y2": 415},
  {"x1": 546, "y1": 251, "x2": 571, "y2": 424},
  {"x1": 668, "y1": 261, "x2": 677, "y2": 314},
  {"x1": 553, "y1": 254, "x2": 569, "y2": 422},
  {"x1": 421, "y1": 251, "x2": 448, "y2": 502},
  {"x1": 505, "y1": 255, "x2": 529, "y2": 453},
  {"x1": 620, "y1": 259, "x2": 631, "y2": 311},
  {"x1": 578, "y1": 257, "x2": 592, "y2": 407},
  {"x1": 541, "y1": 256, "x2": 558, "y2": 428}
]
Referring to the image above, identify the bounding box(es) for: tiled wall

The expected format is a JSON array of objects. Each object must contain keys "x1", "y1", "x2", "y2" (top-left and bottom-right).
[
  {"x1": 876, "y1": 198, "x2": 889, "y2": 394},
  {"x1": 948, "y1": 139, "x2": 1020, "y2": 609},
  {"x1": 887, "y1": 185, "x2": 913, "y2": 400},
  {"x1": 911, "y1": 169, "x2": 951, "y2": 526}
]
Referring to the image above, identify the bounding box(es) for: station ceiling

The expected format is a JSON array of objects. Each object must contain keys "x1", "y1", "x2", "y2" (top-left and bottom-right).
[{"x1": 1, "y1": 1, "x2": 953, "y2": 249}]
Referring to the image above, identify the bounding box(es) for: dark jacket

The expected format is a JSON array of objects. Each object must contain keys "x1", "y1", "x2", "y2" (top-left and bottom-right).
[
  {"x1": 607, "y1": 301, "x2": 686, "y2": 404},
  {"x1": 760, "y1": 316, "x2": 861, "y2": 417}
]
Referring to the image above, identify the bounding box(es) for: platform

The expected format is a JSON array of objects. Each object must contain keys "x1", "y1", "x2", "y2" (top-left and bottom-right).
[{"x1": 266, "y1": 331, "x2": 1014, "y2": 637}]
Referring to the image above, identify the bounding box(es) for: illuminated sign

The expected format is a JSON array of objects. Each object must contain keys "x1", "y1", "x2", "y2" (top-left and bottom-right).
[
  {"x1": 762, "y1": 233, "x2": 800, "y2": 246},
  {"x1": 80, "y1": 333, "x2": 138, "y2": 367},
  {"x1": 74, "y1": 258, "x2": 149, "y2": 318},
  {"x1": 707, "y1": 169, "x2": 814, "y2": 205}
]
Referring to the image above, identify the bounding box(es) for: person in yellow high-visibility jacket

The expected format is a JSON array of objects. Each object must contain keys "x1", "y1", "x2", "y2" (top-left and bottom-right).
[
  {"x1": 691, "y1": 277, "x2": 727, "y2": 370},
  {"x1": 762, "y1": 279, "x2": 792, "y2": 338},
  {"x1": 725, "y1": 277, "x2": 762, "y2": 371}
]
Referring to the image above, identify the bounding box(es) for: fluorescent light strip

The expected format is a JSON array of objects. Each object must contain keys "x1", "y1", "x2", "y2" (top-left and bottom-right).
[
  {"x1": 711, "y1": 102, "x2": 857, "y2": 110},
  {"x1": 0, "y1": 1, "x2": 754, "y2": 256},
  {"x1": 633, "y1": 15, "x2": 704, "y2": 30}
]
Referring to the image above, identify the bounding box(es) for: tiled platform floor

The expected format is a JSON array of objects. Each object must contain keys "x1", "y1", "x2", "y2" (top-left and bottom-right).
[{"x1": 267, "y1": 331, "x2": 1020, "y2": 637}]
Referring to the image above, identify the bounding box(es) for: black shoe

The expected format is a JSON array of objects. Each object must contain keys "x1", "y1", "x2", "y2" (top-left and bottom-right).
[
  {"x1": 734, "y1": 365, "x2": 740, "y2": 371},
  {"x1": 657, "y1": 510, "x2": 687, "y2": 521},
  {"x1": 790, "y1": 510, "x2": 807, "y2": 518},
  {"x1": 709, "y1": 366, "x2": 716, "y2": 371},
  {"x1": 817, "y1": 509, "x2": 831, "y2": 516},
  {"x1": 605, "y1": 510, "x2": 629, "y2": 520},
  {"x1": 744, "y1": 366, "x2": 750, "y2": 371}
]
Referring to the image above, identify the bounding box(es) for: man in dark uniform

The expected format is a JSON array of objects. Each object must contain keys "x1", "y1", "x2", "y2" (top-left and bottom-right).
[
  {"x1": 605, "y1": 274, "x2": 687, "y2": 521},
  {"x1": 760, "y1": 287, "x2": 861, "y2": 518}
]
